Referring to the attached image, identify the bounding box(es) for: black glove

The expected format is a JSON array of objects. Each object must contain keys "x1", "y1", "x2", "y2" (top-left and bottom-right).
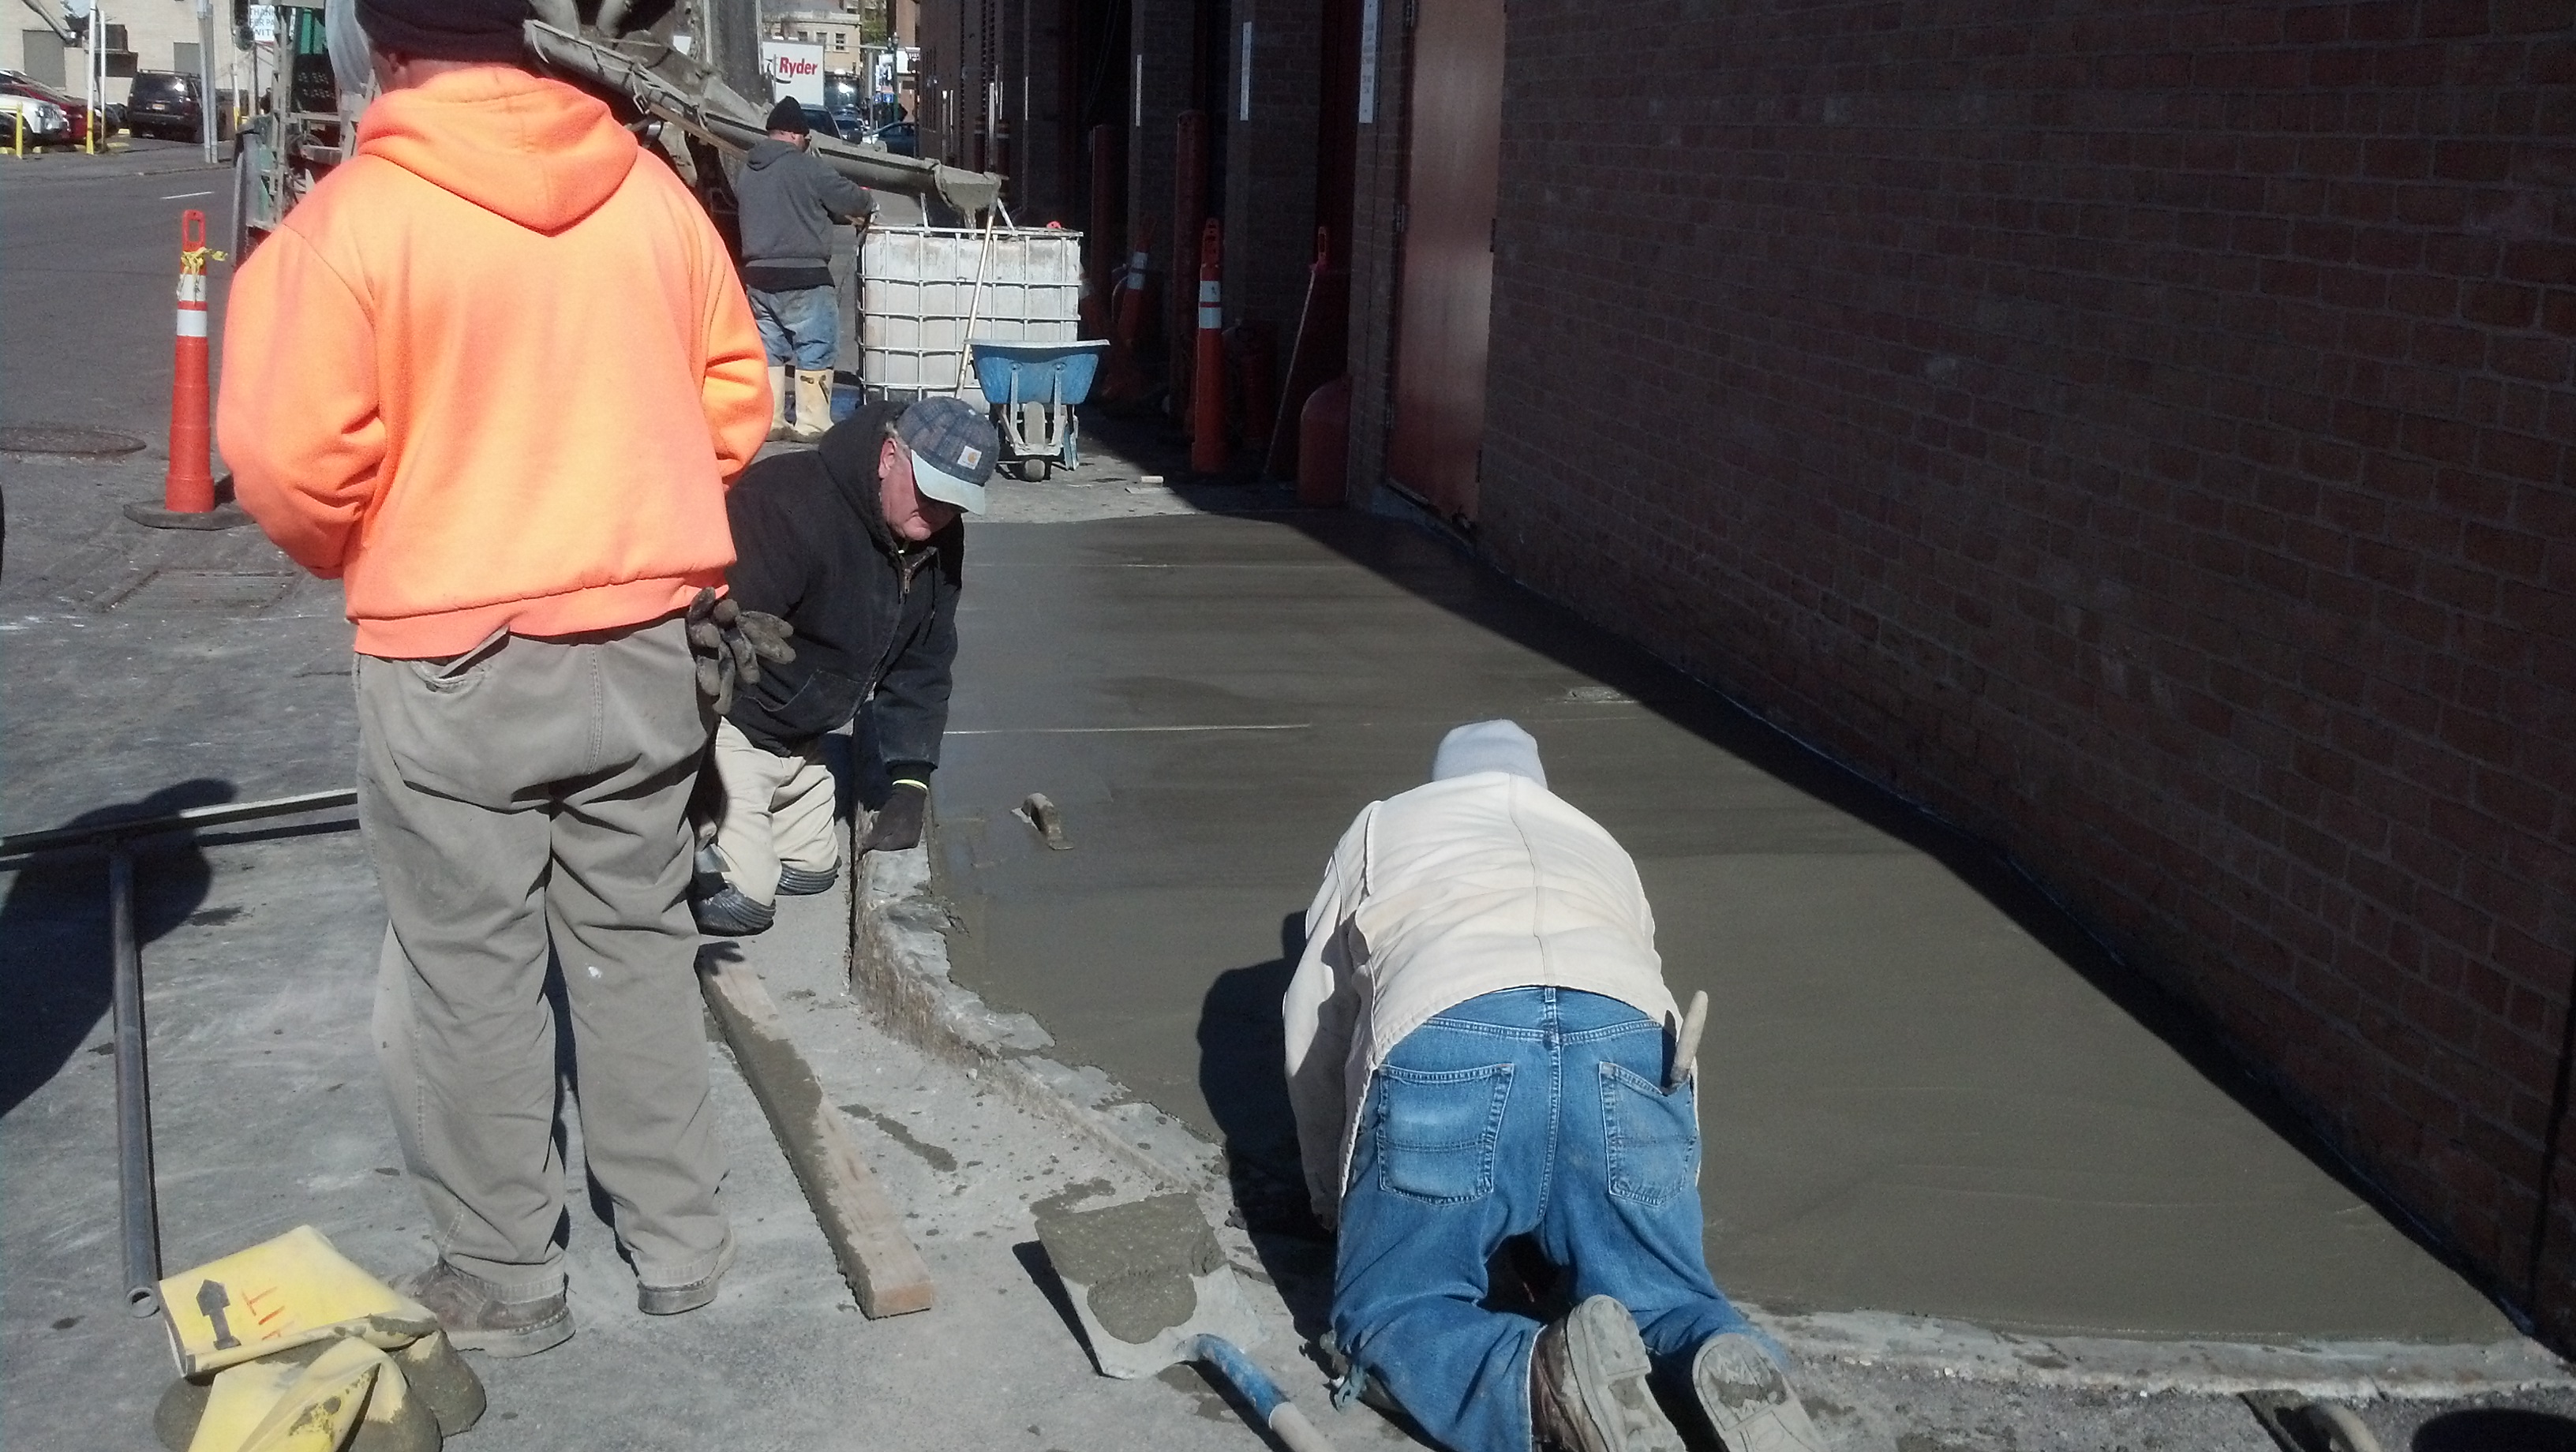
[
  {"x1": 859, "y1": 780, "x2": 928, "y2": 853},
  {"x1": 684, "y1": 587, "x2": 795, "y2": 715}
]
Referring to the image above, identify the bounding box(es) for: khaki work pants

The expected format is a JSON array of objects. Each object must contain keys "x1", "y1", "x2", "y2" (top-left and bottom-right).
[
  {"x1": 358, "y1": 616, "x2": 728, "y2": 1298},
  {"x1": 707, "y1": 717, "x2": 841, "y2": 908}
]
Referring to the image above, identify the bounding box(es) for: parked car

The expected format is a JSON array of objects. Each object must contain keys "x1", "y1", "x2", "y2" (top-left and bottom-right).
[
  {"x1": 827, "y1": 104, "x2": 868, "y2": 140},
  {"x1": 866, "y1": 121, "x2": 916, "y2": 157},
  {"x1": 0, "y1": 74, "x2": 95, "y2": 145},
  {"x1": 125, "y1": 71, "x2": 222, "y2": 142},
  {"x1": 797, "y1": 103, "x2": 847, "y2": 141},
  {"x1": 0, "y1": 90, "x2": 73, "y2": 148}
]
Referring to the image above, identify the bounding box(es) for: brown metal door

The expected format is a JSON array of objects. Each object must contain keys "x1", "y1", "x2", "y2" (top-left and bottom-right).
[{"x1": 1384, "y1": 0, "x2": 1503, "y2": 523}]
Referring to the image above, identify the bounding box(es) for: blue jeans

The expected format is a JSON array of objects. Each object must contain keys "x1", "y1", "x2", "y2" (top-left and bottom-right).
[
  {"x1": 747, "y1": 283, "x2": 839, "y2": 369},
  {"x1": 1335, "y1": 987, "x2": 1756, "y2": 1452}
]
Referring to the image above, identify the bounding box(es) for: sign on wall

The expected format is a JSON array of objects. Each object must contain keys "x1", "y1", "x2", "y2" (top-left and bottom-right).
[{"x1": 762, "y1": 41, "x2": 826, "y2": 107}]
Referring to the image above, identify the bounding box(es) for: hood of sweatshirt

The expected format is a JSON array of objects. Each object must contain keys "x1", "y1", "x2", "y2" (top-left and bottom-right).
[
  {"x1": 357, "y1": 68, "x2": 638, "y2": 234},
  {"x1": 821, "y1": 400, "x2": 904, "y2": 549},
  {"x1": 743, "y1": 137, "x2": 803, "y2": 171}
]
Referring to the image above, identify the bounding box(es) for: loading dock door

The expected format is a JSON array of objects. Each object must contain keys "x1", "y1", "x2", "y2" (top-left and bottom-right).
[{"x1": 1383, "y1": 0, "x2": 1502, "y2": 524}]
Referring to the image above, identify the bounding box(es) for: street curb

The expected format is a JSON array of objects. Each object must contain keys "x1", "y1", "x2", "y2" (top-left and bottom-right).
[
  {"x1": 1767, "y1": 1308, "x2": 2570, "y2": 1400},
  {"x1": 848, "y1": 840, "x2": 1221, "y2": 1193},
  {"x1": 846, "y1": 832, "x2": 2573, "y2": 1398}
]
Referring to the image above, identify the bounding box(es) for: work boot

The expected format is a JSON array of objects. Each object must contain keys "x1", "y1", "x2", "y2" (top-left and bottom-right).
[
  {"x1": 792, "y1": 369, "x2": 836, "y2": 440},
  {"x1": 776, "y1": 862, "x2": 840, "y2": 896},
  {"x1": 1689, "y1": 1333, "x2": 1827, "y2": 1452},
  {"x1": 690, "y1": 844, "x2": 775, "y2": 935},
  {"x1": 692, "y1": 884, "x2": 775, "y2": 937},
  {"x1": 391, "y1": 1262, "x2": 570, "y2": 1359},
  {"x1": 638, "y1": 1230, "x2": 737, "y2": 1316},
  {"x1": 1529, "y1": 1296, "x2": 1683, "y2": 1452},
  {"x1": 766, "y1": 364, "x2": 793, "y2": 441}
]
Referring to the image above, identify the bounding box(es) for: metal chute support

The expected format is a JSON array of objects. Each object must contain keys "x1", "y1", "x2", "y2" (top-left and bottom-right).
[{"x1": 521, "y1": 22, "x2": 1005, "y2": 219}]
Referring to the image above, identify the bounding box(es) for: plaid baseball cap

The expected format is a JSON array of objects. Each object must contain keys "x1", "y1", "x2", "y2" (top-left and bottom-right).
[{"x1": 897, "y1": 397, "x2": 999, "y2": 513}]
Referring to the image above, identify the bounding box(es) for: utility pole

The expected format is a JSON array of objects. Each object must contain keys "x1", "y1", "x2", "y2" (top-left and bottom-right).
[{"x1": 197, "y1": 0, "x2": 217, "y2": 162}]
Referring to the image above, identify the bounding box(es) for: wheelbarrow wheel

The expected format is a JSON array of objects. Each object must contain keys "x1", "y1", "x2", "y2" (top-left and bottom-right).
[{"x1": 1011, "y1": 458, "x2": 1050, "y2": 482}]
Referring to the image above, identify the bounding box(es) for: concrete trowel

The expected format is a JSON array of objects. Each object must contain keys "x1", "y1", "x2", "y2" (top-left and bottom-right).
[{"x1": 1032, "y1": 1192, "x2": 1337, "y2": 1452}]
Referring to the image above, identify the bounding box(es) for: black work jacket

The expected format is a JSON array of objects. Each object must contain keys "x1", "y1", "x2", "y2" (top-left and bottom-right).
[{"x1": 721, "y1": 400, "x2": 962, "y2": 765}]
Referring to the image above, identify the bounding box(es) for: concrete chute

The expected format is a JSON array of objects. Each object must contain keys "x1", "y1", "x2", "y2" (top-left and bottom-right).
[{"x1": 521, "y1": 21, "x2": 1005, "y2": 220}]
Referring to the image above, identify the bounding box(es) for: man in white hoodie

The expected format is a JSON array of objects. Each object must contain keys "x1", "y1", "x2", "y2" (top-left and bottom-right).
[{"x1": 1284, "y1": 722, "x2": 1825, "y2": 1452}]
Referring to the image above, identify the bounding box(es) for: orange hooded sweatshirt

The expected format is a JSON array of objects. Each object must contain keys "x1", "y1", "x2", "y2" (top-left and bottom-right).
[{"x1": 219, "y1": 68, "x2": 770, "y2": 658}]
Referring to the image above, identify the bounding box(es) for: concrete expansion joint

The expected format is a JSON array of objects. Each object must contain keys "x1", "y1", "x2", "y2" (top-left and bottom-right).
[{"x1": 851, "y1": 844, "x2": 1220, "y2": 1192}]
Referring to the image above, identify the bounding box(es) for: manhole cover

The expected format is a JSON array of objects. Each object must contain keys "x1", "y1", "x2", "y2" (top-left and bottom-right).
[{"x1": 0, "y1": 424, "x2": 148, "y2": 458}]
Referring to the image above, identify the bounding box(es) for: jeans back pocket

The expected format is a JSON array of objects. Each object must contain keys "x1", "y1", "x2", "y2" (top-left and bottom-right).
[
  {"x1": 1601, "y1": 1062, "x2": 1698, "y2": 1207},
  {"x1": 1373, "y1": 1062, "x2": 1514, "y2": 1205}
]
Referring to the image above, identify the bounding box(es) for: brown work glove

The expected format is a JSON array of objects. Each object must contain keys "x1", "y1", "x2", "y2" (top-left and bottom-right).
[
  {"x1": 684, "y1": 587, "x2": 796, "y2": 716},
  {"x1": 858, "y1": 780, "x2": 928, "y2": 853}
]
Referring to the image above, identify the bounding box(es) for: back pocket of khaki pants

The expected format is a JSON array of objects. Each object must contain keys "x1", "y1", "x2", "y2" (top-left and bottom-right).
[
  {"x1": 1374, "y1": 1062, "x2": 1513, "y2": 1204},
  {"x1": 1601, "y1": 1062, "x2": 1698, "y2": 1207}
]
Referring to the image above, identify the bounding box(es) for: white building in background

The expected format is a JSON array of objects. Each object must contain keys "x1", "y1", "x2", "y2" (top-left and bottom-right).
[{"x1": 5, "y1": 1, "x2": 255, "y2": 109}]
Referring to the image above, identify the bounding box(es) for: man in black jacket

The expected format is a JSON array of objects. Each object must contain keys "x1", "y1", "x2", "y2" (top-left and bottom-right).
[{"x1": 691, "y1": 395, "x2": 998, "y2": 936}]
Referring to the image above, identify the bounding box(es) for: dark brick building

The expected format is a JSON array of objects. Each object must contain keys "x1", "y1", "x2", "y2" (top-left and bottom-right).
[{"x1": 1342, "y1": 0, "x2": 2576, "y2": 1339}]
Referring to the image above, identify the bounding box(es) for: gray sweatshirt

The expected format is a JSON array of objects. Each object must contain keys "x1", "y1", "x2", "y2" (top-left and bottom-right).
[{"x1": 736, "y1": 137, "x2": 875, "y2": 289}]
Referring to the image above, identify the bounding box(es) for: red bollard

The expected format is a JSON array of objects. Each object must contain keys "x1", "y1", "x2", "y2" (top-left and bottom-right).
[
  {"x1": 1297, "y1": 376, "x2": 1351, "y2": 507},
  {"x1": 1189, "y1": 218, "x2": 1226, "y2": 476},
  {"x1": 1169, "y1": 111, "x2": 1210, "y2": 417},
  {"x1": 1099, "y1": 215, "x2": 1156, "y2": 406},
  {"x1": 164, "y1": 209, "x2": 216, "y2": 514}
]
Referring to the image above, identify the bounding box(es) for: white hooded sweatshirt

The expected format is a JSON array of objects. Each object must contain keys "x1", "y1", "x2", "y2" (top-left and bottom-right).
[{"x1": 1281, "y1": 728, "x2": 1679, "y2": 1225}]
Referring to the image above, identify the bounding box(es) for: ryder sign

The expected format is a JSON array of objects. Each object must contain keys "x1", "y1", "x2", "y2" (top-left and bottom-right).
[{"x1": 762, "y1": 42, "x2": 826, "y2": 107}]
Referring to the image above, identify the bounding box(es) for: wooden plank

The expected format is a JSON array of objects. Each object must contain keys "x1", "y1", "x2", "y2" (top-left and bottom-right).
[{"x1": 698, "y1": 952, "x2": 937, "y2": 1318}]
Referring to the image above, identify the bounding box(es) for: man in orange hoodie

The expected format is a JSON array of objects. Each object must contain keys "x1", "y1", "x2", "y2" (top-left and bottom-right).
[{"x1": 218, "y1": 0, "x2": 770, "y2": 1357}]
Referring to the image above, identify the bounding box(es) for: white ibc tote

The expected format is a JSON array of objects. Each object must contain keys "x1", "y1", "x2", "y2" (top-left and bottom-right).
[{"x1": 860, "y1": 226, "x2": 1084, "y2": 408}]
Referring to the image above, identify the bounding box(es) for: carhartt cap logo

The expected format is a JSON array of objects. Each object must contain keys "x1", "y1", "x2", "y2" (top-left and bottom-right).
[{"x1": 896, "y1": 395, "x2": 1002, "y2": 513}]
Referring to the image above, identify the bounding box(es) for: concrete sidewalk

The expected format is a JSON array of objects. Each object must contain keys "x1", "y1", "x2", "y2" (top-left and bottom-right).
[{"x1": 919, "y1": 509, "x2": 2544, "y2": 1378}]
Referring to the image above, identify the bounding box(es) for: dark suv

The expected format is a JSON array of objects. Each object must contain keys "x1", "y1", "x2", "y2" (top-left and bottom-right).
[{"x1": 125, "y1": 71, "x2": 210, "y2": 142}]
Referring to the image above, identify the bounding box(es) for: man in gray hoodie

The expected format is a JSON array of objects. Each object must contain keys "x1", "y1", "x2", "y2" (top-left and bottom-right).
[{"x1": 738, "y1": 98, "x2": 876, "y2": 440}]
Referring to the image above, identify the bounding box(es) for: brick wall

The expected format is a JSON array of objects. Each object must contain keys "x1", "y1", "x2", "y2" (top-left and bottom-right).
[
  {"x1": 1361, "y1": 1, "x2": 2576, "y2": 1333},
  {"x1": 1223, "y1": 0, "x2": 1325, "y2": 334},
  {"x1": 1342, "y1": 0, "x2": 1410, "y2": 500}
]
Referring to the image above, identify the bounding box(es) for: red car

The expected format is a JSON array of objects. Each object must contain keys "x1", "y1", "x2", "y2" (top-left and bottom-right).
[{"x1": 0, "y1": 73, "x2": 99, "y2": 145}]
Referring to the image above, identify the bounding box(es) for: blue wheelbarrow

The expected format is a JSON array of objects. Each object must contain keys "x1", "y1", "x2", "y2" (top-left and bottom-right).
[{"x1": 968, "y1": 339, "x2": 1110, "y2": 481}]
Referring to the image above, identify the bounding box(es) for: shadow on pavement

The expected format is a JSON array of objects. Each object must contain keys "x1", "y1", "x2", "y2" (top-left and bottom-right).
[
  {"x1": 2416, "y1": 1408, "x2": 2576, "y2": 1450},
  {"x1": 1258, "y1": 507, "x2": 2499, "y2": 1306},
  {"x1": 0, "y1": 777, "x2": 234, "y2": 1119}
]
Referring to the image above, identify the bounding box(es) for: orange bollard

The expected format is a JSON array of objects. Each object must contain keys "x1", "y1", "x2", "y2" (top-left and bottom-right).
[
  {"x1": 1189, "y1": 217, "x2": 1226, "y2": 476},
  {"x1": 164, "y1": 210, "x2": 218, "y2": 514}
]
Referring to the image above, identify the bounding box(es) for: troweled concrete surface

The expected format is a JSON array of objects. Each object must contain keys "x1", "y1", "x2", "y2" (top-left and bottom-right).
[{"x1": 930, "y1": 510, "x2": 2522, "y2": 1348}]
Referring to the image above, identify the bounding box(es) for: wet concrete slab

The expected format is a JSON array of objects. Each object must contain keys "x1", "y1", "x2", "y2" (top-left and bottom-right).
[{"x1": 933, "y1": 511, "x2": 2518, "y2": 1346}]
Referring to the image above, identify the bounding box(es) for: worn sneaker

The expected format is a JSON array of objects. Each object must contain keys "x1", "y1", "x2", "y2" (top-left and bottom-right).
[
  {"x1": 1530, "y1": 1296, "x2": 1685, "y2": 1452},
  {"x1": 776, "y1": 863, "x2": 840, "y2": 896},
  {"x1": 391, "y1": 1262, "x2": 570, "y2": 1359},
  {"x1": 691, "y1": 885, "x2": 776, "y2": 937},
  {"x1": 1690, "y1": 1332, "x2": 1827, "y2": 1452},
  {"x1": 638, "y1": 1231, "x2": 737, "y2": 1316}
]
